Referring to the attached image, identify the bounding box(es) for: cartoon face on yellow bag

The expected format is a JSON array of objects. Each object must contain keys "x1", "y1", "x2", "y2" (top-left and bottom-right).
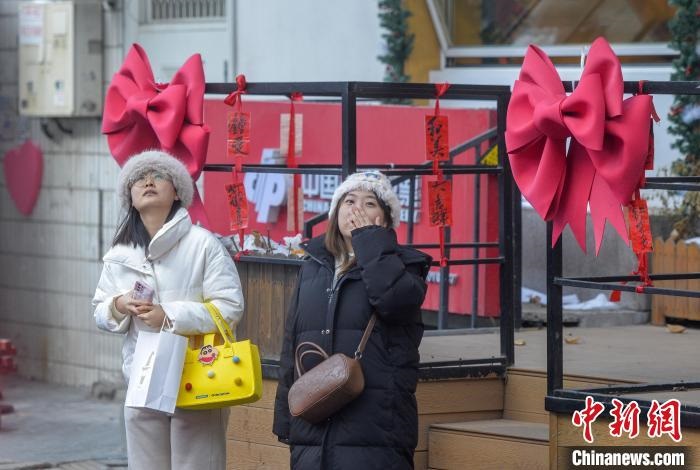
[
  {"x1": 176, "y1": 303, "x2": 262, "y2": 410},
  {"x1": 198, "y1": 344, "x2": 218, "y2": 365}
]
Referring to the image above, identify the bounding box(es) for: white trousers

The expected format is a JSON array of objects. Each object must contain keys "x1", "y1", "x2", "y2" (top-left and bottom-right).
[{"x1": 124, "y1": 406, "x2": 230, "y2": 470}]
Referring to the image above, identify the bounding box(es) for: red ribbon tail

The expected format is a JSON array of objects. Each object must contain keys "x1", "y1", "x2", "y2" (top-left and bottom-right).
[
  {"x1": 224, "y1": 74, "x2": 248, "y2": 110},
  {"x1": 433, "y1": 82, "x2": 450, "y2": 116},
  {"x1": 439, "y1": 227, "x2": 448, "y2": 267},
  {"x1": 187, "y1": 187, "x2": 211, "y2": 229},
  {"x1": 287, "y1": 93, "x2": 303, "y2": 234}
]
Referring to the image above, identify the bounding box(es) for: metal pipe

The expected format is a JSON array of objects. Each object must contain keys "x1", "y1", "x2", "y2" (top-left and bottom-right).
[
  {"x1": 407, "y1": 176, "x2": 416, "y2": 244},
  {"x1": 546, "y1": 221, "x2": 563, "y2": 395},
  {"x1": 471, "y1": 171, "x2": 481, "y2": 329}
]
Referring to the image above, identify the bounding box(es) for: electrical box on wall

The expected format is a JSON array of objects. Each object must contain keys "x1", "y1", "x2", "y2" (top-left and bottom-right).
[{"x1": 18, "y1": 1, "x2": 102, "y2": 117}]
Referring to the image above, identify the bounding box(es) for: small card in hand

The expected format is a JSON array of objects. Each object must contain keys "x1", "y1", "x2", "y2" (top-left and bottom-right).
[{"x1": 132, "y1": 280, "x2": 154, "y2": 302}]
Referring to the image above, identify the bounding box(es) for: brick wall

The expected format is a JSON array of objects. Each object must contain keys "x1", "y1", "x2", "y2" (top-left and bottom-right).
[{"x1": 0, "y1": 0, "x2": 126, "y2": 386}]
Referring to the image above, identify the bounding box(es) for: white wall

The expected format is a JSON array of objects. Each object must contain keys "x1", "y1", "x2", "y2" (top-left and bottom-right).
[
  {"x1": 0, "y1": 0, "x2": 124, "y2": 386},
  {"x1": 121, "y1": 0, "x2": 385, "y2": 84},
  {"x1": 123, "y1": 0, "x2": 233, "y2": 83},
  {"x1": 1, "y1": 0, "x2": 388, "y2": 388},
  {"x1": 233, "y1": 0, "x2": 385, "y2": 81}
]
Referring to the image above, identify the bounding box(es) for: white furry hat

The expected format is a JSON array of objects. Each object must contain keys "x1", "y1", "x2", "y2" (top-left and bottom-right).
[
  {"x1": 328, "y1": 170, "x2": 401, "y2": 228},
  {"x1": 117, "y1": 150, "x2": 194, "y2": 210}
]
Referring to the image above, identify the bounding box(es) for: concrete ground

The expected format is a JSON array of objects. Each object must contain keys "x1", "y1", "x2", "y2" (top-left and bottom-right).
[
  {"x1": 0, "y1": 375, "x2": 126, "y2": 469},
  {"x1": 421, "y1": 323, "x2": 700, "y2": 385}
]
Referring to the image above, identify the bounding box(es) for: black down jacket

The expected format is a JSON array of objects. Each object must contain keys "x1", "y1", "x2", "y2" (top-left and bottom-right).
[{"x1": 273, "y1": 225, "x2": 431, "y2": 470}]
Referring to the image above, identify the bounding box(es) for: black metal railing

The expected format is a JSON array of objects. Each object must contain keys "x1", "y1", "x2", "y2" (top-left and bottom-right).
[
  {"x1": 545, "y1": 80, "x2": 700, "y2": 426},
  {"x1": 203, "y1": 81, "x2": 519, "y2": 371}
]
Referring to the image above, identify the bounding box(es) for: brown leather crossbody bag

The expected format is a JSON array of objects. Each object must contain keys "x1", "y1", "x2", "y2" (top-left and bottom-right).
[{"x1": 287, "y1": 314, "x2": 377, "y2": 424}]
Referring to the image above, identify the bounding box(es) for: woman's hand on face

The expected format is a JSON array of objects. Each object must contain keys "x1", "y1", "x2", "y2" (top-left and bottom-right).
[
  {"x1": 116, "y1": 293, "x2": 153, "y2": 317},
  {"x1": 350, "y1": 207, "x2": 382, "y2": 232},
  {"x1": 137, "y1": 304, "x2": 167, "y2": 329}
]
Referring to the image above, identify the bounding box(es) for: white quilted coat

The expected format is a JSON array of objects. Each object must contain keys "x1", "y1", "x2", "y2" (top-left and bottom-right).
[{"x1": 93, "y1": 208, "x2": 244, "y2": 380}]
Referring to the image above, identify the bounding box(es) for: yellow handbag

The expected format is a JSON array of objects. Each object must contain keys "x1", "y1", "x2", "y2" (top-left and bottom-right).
[{"x1": 176, "y1": 302, "x2": 262, "y2": 409}]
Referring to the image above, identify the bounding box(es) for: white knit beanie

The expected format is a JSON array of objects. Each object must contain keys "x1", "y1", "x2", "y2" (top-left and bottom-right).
[
  {"x1": 328, "y1": 170, "x2": 401, "y2": 228},
  {"x1": 117, "y1": 150, "x2": 194, "y2": 210}
]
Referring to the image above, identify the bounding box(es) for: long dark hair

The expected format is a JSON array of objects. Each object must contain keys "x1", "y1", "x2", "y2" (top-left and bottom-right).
[
  {"x1": 324, "y1": 192, "x2": 393, "y2": 274},
  {"x1": 112, "y1": 200, "x2": 182, "y2": 250}
]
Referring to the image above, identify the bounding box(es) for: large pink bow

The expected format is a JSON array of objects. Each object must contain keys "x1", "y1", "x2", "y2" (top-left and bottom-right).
[
  {"x1": 506, "y1": 37, "x2": 653, "y2": 254},
  {"x1": 102, "y1": 44, "x2": 211, "y2": 227}
]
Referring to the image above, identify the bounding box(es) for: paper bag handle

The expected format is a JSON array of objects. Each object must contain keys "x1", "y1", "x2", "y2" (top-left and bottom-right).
[{"x1": 204, "y1": 302, "x2": 236, "y2": 346}]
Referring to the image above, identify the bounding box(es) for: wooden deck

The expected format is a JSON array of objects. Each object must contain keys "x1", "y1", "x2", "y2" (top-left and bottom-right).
[{"x1": 420, "y1": 324, "x2": 700, "y2": 385}]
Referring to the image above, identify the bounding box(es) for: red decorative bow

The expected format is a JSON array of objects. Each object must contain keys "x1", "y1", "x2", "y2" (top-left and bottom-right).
[
  {"x1": 102, "y1": 44, "x2": 211, "y2": 227},
  {"x1": 224, "y1": 74, "x2": 247, "y2": 108},
  {"x1": 506, "y1": 37, "x2": 653, "y2": 253}
]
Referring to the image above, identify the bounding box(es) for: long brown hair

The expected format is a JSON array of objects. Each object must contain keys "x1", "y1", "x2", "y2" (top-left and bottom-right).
[
  {"x1": 113, "y1": 201, "x2": 182, "y2": 251},
  {"x1": 324, "y1": 191, "x2": 394, "y2": 275}
]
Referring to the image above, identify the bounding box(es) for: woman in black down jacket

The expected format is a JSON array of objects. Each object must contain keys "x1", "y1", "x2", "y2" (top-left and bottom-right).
[{"x1": 273, "y1": 171, "x2": 432, "y2": 470}]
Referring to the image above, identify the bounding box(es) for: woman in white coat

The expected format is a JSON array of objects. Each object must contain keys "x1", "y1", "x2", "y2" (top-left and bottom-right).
[{"x1": 93, "y1": 150, "x2": 244, "y2": 470}]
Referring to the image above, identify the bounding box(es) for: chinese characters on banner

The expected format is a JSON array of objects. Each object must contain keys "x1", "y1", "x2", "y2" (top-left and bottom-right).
[
  {"x1": 572, "y1": 396, "x2": 682, "y2": 443},
  {"x1": 425, "y1": 115, "x2": 449, "y2": 161},
  {"x1": 428, "y1": 180, "x2": 452, "y2": 226},
  {"x1": 225, "y1": 182, "x2": 249, "y2": 232},
  {"x1": 426, "y1": 102, "x2": 450, "y2": 266},
  {"x1": 226, "y1": 112, "x2": 251, "y2": 232},
  {"x1": 227, "y1": 112, "x2": 251, "y2": 165}
]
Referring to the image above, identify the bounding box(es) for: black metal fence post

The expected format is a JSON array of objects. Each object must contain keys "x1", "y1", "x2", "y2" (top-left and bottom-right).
[
  {"x1": 342, "y1": 82, "x2": 357, "y2": 178},
  {"x1": 546, "y1": 221, "x2": 563, "y2": 395},
  {"x1": 497, "y1": 95, "x2": 515, "y2": 366},
  {"x1": 471, "y1": 171, "x2": 481, "y2": 329}
]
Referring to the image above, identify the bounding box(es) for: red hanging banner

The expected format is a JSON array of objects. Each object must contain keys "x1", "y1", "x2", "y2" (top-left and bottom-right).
[
  {"x1": 628, "y1": 193, "x2": 653, "y2": 291},
  {"x1": 611, "y1": 81, "x2": 659, "y2": 300},
  {"x1": 425, "y1": 115, "x2": 449, "y2": 162},
  {"x1": 428, "y1": 180, "x2": 452, "y2": 226},
  {"x1": 610, "y1": 195, "x2": 654, "y2": 301},
  {"x1": 227, "y1": 111, "x2": 251, "y2": 172},
  {"x1": 628, "y1": 198, "x2": 653, "y2": 255},
  {"x1": 223, "y1": 74, "x2": 250, "y2": 243},
  {"x1": 426, "y1": 83, "x2": 451, "y2": 267},
  {"x1": 225, "y1": 181, "x2": 249, "y2": 233},
  {"x1": 286, "y1": 92, "x2": 304, "y2": 233}
]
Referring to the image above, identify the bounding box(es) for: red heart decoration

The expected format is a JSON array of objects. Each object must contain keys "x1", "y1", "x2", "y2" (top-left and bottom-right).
[{"x1": 3, "y1": 140, "x2": 43, "y2": 216}]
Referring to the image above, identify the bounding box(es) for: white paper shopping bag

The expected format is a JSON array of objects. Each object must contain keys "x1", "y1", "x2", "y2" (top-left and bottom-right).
[{"x1": 125, "y1": 329, "x2": 187, "y2": 415}]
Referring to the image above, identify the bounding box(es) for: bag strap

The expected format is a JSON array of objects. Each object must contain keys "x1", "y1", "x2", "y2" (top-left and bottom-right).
[
  {"x1": 204, "y1": 302, "x2": 236, "y2": 346},
  {"x1": 354, "y1": 314, "x2": 376, "y2": 360},
  {"x1": 294, "y1": 314, "x2": 377, "y2": 376},
  {"x1": 294, "y1": 342, "x2": 328, "y2": 375}
]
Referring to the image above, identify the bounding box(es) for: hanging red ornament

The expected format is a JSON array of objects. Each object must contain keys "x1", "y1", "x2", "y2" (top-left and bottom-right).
[
  {"x1": 426, "y1": 82, "x2": 451, "y2": 267},
  {"x1": 285, "y1": 92, "x2": 304, "y2": 234},
  {"x1": 224, "y1": 74, "x2": 250, "y2": 241}
]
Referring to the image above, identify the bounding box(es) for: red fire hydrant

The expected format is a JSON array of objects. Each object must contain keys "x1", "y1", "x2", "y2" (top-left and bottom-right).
[{"x1": 0, "y1": 338, "x2": 17, "y2": 426}]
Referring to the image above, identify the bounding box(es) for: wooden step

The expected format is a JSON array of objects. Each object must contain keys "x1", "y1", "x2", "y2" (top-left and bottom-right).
[
  {"x1": 428, "y1": 419, "x2": 548, "y2": 470},
  {"x1": 504, "y1": 368, "x2": 638, "y2": 424}
]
